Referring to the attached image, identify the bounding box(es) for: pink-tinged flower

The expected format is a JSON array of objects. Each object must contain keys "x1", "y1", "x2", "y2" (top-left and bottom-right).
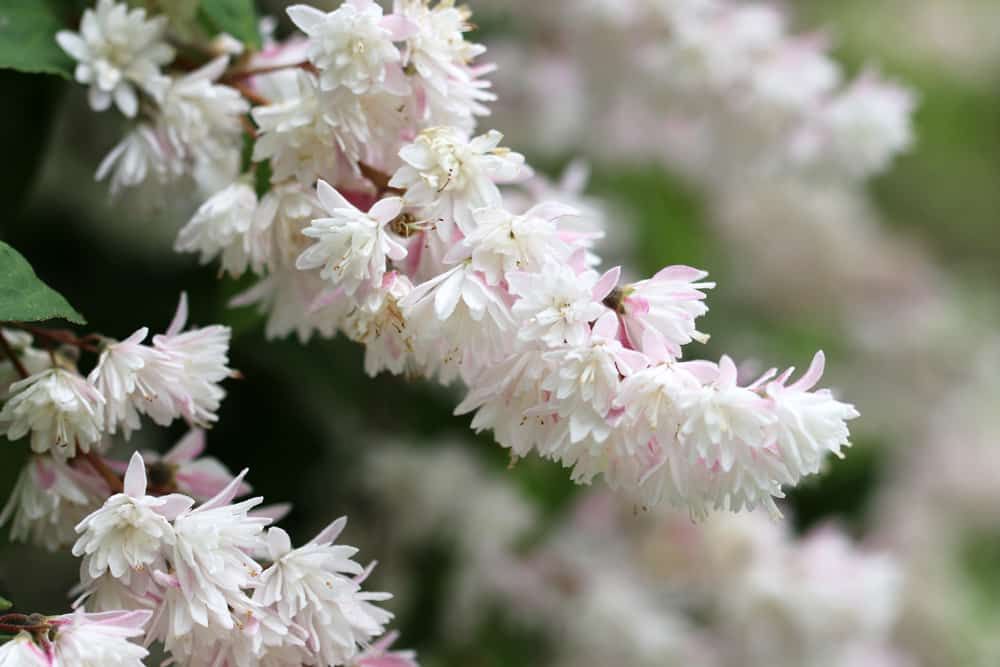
[
  {"x1": 73, "y1": 452, "x2": 193, "y2": 584},
  {"x1": 538, "y1": 312, "x2": 648, "y2": 449},
  {"x1": 140, "y1": 429, "x2": 250, "y2": 501},
  {"x1": 354, "y1": 630, "x2": 419, "y2": 667},
  {"x1": 287, "y1": 0, "x2": 414, "y2": 95},
  {"x1": 389, "y1": 127, "x2": 527, "y2": 234},
  {"x1": 88, "y1": 327, "x2": 167, "y2": 438},
  {"x1": 0, "y1": 368, "x2": 105, "y2": 460},
  {"x1": 255, "y1": 518, "x2": 393, "y2": 666},
  {"x1": 165, "y1": 473, "x2": 268, "y2": 635},
  {"x1": 452, "y1": 202, "x2": 575, "y2": 286},
  {"x1": 400, "y1": 262, "x2": 514, "y2": 383},
  {"x1": 0, "y1": 455, "x2": 107, "y2": 551},
  {"x1": 394, "y1": 0, "x2": 493, "y2": 131},
  {"x1": 150, "y1": 293, "x2": 234, "y2": 428},
  {"x1": 0, "y1": 631, "x2": 51, "y2": 666},
  {"x1": 617, "y1": 266, "x2": 715, "y2": 361},
  {"x1": 297, "y1": 182, "x2": 408, "y2": 297},
  {"x1": 48, "y1": 609, "x2": 152, "y2": 667},
  {"x1": 342, "y1": 271, "x2": 416, "y2": 378}
]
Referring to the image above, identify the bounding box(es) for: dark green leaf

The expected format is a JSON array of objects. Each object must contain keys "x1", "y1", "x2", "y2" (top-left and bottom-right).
[
  {"x1": 0, "y1": 241, "x2": 85, "y2": 324},
  {"x1": 0, "y1": 2, "x2": 74, "y2": 79},
  {"x1": 199, "y1": 0, "x2": 260, "y2": 49}
]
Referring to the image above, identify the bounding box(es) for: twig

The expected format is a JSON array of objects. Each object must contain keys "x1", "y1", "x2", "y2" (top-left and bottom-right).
[
  {"x1": 359, "y1": 162, "x2": 404, "y2": 197},
  {"x1": 6, "y1": 323, "x2": 100, "y2": 353},
  {"x1": 79, "y1": 450, "x2": 125, "y2": 495},
  {"x1": 0, "y1": 330, "x2": 29, "y2": 379},
  {"x1": 231, "y1": 81, "x2": 271, "y2": 107},
  {"x1": 221, "y1": 61, "x2": 315, "y2": 84}
]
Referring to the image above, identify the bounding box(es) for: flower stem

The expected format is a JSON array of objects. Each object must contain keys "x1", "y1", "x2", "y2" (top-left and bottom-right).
[
  {"x1": 0, "y1": 330, "x2": 29, "y2": 379},
  {"x1": 79, "y1": 450, "x2": 125, "y2": 495}
]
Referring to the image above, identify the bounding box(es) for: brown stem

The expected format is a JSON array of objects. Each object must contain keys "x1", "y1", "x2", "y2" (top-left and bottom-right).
[
  {"x1": 359, "y1": 162, "x2": 404, "y2": 197},
  {"x1": 7, "y1": 324, "x2": 100, "y2": 353},
  {"x1": 0, "y1": 623, "x2": 49, "y2": 633},
  {"x1": 231, "y1": 81, "x2": 271, "y2": 107},
  {"x1": 0, "y1": 330, "x2": 29, "y2": 379},
  {"x1": 80, "y1": 450, "x2": 124, "y2": 494},
  {"x1": 221, "y1": 61, "x2": 314, "y2": 84}
]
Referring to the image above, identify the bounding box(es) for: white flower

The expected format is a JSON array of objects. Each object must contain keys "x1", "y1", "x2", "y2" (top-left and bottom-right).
[
  {"x1": 287, "y1": 1, "x2": 413, "y2": 95},
  {"x1": 454, "y1": 202, "x2": 575, "y2": 285},
  {"x1": 342, "y1": 271, "x2": 415, "y2": 377},
  {"x1": 252, "y1": 71, "x2": 369, "y2": 185},
  {"x1": 389, "y1": 127, "x2": 527, "y2": 233},
  {"x1": 56, "y1": 0, "x2": 173, "y2": 117},
  {"x1": 297, "y1": 181, "x2": 408, "y2": 296},
  {"x1": 49, "y1": 609, "x2": 152, "y2": 667},
  {"x1": 89, "y1": 327, "x2": 159, "y2": 437},
  {"x1": 395, "y1": 0, "x2": 494, "y2": 130},
  {"x1": 159, "y1": 57, "x2": 249, "y2": 166},
  {"x1": 175, "y1": 180, "x2": 259, "y2": 277},
  {"x1": 73, "y1": 452, "x2": 193, "y2": 583},
  {"x1": 765, "y1": 351, "x2": 859, "y2": 479},
  {"x1": 618, "y1": 265, "x2": 715, "y2": 361},
  {"x1": 149, "y1": 294, "x2": 234, "y2": 427},
  {"x1": 0, "y1": 368, "x2": 105, "y2": 459},
  {"x1": 539, "y1": 312, "x2": 648, "y2": 455},
  {"x1": 401, "y1": 262, "x2": 514, "y2": 382},
  {"x1": 813, "y1": 74, "x2": 917, "y2": 179},
  {"x1": 255, "y1": 519, "x2": 393, "y2": 666},
  {"x1": 0, "y1": 455, "x2": 105, "y2": 551},
  {"x1": 96, "y1": 123, "x2": 182, "y2": 195},
  {"x1": 675, "y1": 356, "x2": 776, "y2": 473},
  {"x1": 508, "y1": 263, "x2": 609, "y2": 348},
  {"x1": 0, "y1": 331, "x2": 51, "y2": 399},
  {"x1": 0, "y1": 632, "x2": 49, "y2": 666},
  {"x1": 166, "y1": 474, "x2": 268, "y2": 634}
]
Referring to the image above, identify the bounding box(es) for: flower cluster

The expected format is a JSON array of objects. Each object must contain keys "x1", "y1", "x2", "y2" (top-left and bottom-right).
[
  {"x1": 53, "y1": 0, "x2": 861, "y2": 518},
  {"x1": 363, "y1": 444, "x2": 912, "y2": 667},
  {"x1": 491, "y1": 0, "x2": 915, "y2": 183},
  {"x1": 69, "y1": 452, "x2": 399, "y2": 666},
  {"x1": 0, "y1": 299, "x2": 414, "y2": 665}
]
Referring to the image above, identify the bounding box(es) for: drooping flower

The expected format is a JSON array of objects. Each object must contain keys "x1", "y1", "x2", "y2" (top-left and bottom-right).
[
  {"x1": 73, "y1": 452, "x2": 193, "y2": 584},
  {"x1": 175, "y1": 180, "x2": 259, "y2": 277},
  {"x1": 149, "y1": 294, "x2": 234, "y2": 427},
  {"x1": 56, "y1": 0, "x2": 173, "y2": 116},
  {"x1": 0, "y1": 632, "x2": 50, "y2": 667},
  {"x1": 48, "y1": 609, "x2": 152, "y2": 667},
  {"x1": 297, "y1": 181, "x2": 408, "y2": 296},
  {"x1": 255, "y1": 519, "x2": 394, "y2": 666},
  {"x1": 0, "y1": 455, "x2": 106, "y2": 551},
  {"x1": 0, "y1": 368, "x2": 105, "y2": 459},
  {"x1": 95, "y1": 123, "x2": 181, "y2": 195}
]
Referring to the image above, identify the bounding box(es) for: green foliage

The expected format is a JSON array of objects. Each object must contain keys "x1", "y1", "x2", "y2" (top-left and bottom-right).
[
  {"x1": 0, "y1": 595, "x2": 11, "y2": 612},
  {"x1": 0, "y1": 241, "x2": 85, "y2": 325},
  {"x1": 199, "y1": 0, "x2": 260, "y2": 49},
  {"x1": 0, "y1": 2, "x2": 74, "y2": 79}
]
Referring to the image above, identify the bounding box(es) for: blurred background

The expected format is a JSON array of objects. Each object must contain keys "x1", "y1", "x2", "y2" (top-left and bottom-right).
[{"x1": 2, "y1": 1, "x2": 1000, "y2": 665}]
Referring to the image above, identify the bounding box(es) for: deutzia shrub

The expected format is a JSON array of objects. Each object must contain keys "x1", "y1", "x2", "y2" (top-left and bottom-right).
[
  {"x1": 0, "y1": 0, "x2": 916, "y2": 663},
  {"x1": 45, "y1": 0, "x2": 862, "y2": 519}
]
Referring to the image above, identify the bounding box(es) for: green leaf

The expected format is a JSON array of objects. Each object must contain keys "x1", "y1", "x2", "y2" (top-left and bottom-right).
[
  {"x1": 0, "y1": 241, "x2": 84, "y2": 324},
  {"x1": 0, "y1": 596, "x2": 11, "y2": 612},
  {"x1": 199, "y1": 0, "x2": 260, "y2": 49},
  {"x1": 0, "y1": 2, "x2": 73, "y2": 79}
]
